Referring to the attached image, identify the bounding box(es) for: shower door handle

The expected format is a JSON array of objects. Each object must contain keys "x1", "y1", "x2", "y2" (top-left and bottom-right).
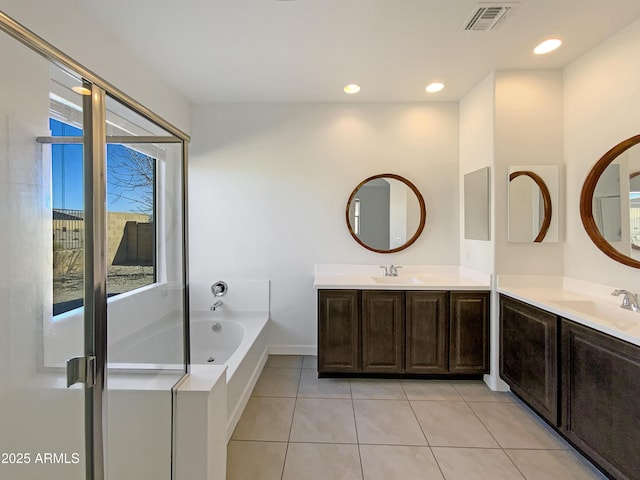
[{"x1": 67, "y1": 355, "x2": 96, "y2": 388}]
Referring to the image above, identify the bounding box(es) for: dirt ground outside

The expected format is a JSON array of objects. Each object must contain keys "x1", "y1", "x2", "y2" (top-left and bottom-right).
[{"x1": 53, "y1": 265, "x2": 154, "y2": 311}]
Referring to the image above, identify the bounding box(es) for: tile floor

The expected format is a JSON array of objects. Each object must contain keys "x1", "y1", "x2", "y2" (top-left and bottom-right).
[{"x1": 227, "y1": 355, "x2": 606, "y2": 480}]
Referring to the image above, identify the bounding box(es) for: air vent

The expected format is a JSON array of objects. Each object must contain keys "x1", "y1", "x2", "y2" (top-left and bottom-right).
[{"x1": 463, "y1": 3, "x2": 518, "y2": 31}]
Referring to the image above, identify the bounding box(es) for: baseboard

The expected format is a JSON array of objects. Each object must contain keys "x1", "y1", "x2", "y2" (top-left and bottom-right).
[
  {"x1": 268, "y1": 345, "x2": 317, "y2": 356},
  {"x1": 483, "y1": 373, "x2": 510, "y2": 392}
]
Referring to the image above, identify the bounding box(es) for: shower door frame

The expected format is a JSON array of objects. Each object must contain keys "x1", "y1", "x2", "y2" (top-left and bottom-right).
[{"x1": 0, "y1": 11, "x2": 191, "y2": 480}]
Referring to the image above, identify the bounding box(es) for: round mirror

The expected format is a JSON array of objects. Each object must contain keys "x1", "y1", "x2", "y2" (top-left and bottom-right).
[
  {"x1": 345, "y1": 173, "x2": 426, "y2": 253},
  {"x1": 580, "y1": 134, "x2": 640, "y2": 268},
  {"x1": 508, "y1": 170, "x2": 552, "y2": 243}
]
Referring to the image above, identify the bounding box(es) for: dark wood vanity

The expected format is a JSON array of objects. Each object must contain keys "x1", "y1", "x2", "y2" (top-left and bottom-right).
[
  {"x1": 318, "y1": 289, "x2": 489, "y2": 377},
  {"x1": 500, "y1": 294, "x2": 640, "y2": 480}
]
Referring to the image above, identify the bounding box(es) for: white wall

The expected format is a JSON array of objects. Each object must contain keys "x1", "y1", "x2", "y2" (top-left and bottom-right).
[
  {"x1": 459, "y1": 73, "x2": 495, "y2": 274},
  {"x1": 564, "y1": 17, "x2": 640, "y2": 286},
  {"x1": 494, "y1": 70, "x2": 564, "y2": 275},
  {"x1": 189, "y1": 103, "x2": 459, "y2": 349},
  {"x1": 0, "y1": 1, "x2": 190, "y2": 133}
]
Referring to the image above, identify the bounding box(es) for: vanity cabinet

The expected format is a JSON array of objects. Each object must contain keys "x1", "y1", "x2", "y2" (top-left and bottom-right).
[
  {"x1": 561, "y1": 319, "x2": 640, "y2": 480},
  {"x1": 318, "y1": 289, "x2": 488, "y2": 377},
  {"x1": 499, "y1": 294, "x2": 640, "y2": 480},
  {"x1": 499, "y1": 295, "x2": 558, "y2": 425}
]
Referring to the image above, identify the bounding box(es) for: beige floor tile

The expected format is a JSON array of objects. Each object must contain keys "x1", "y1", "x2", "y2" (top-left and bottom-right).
[
  {"x1": 231, "y1": 397, "x2": 296, "y2": 441},
  {"x1": 360, "y1": 445, "x2": 445, "y2": 480},
  {"x1": 252, "y1": 367, "x2": 300, "y2": 397},
  {"x1": 350, "y1": 378, "x2": 406, "y2": 399},
  {"x1": 505, "y1": 449, "x2": 607, "y2": 480},
  {"x1": 469, "y1": 401, "x2": 567, "y2": 449},
  {"x1": 401, "y1": 380, "x2": 463, "y2": 401},
  {"x1": 411, "y1": 400, "x2": 499, "y2": 448},
  {"x1": 290, "y1": 398, "x2": 358, "y2": 443},
  {"x1": 265, "y1": 354, "x2": 303, "y2": 368},
  {"x1": 303, "y1": 355, "x2": 318, "y2": 369},
  {"x1": 226, "y1": 441, "x2": 287, "y2": 480},
  {"x1": 354, "y1": 399, "x2": 427, "y2": 446},
  {"x1": 452, "y1": 380, "x2": 516, "y2": 402},
  {"x1": 432, "y1": 447, "x2": 525, "y2": 480},
  {"x1": 282, "y1": 443, "x2": 363, "y2": 480},
  {"x1": 298, "y1": 368, "x2": 351, "y2": 398}
]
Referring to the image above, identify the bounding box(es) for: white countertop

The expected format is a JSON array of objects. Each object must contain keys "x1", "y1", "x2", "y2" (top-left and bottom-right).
[
  {"x1": 314, "y1": 264, "x2": 491, "y2": 291},
  {"x1": 498, "y1": 275, "x2": 640, "y2": 347}
]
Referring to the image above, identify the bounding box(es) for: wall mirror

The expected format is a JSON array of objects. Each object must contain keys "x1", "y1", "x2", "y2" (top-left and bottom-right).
[
  {"x1": 508, "y1": 166, "x2": 558, "y2": 243},
  {"x1": 346, "y1": 173, "x2": 426, "y2": 253},
  {"x1": 580, "y1": 134, "x2": 640, "y2": 267},
  {"x1": 463, "y1": 167, "x2": 490, "y2": 240}
]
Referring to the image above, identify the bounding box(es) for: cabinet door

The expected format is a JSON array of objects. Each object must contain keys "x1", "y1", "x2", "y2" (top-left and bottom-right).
[
  {"x1": 450, "y1": 291, "x2": 489, "y2": 374},
  {"x1": 362, "y1": 290, "x2": 404, "y2": 373},
  {"x1": 561, "y1": 319, "x2": 640, "y2": 480},
  {"x1": 406, "y1": 291, "x2": 448, "y2": 373},
  {"x1": 318, "y1": 290, "x2": 360, "y2": 373},
  {"x1": 500, "y1": 295, "x2": 558, "y2": 425}
]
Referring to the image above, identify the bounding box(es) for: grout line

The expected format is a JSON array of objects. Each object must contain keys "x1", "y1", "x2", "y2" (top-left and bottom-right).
[
  {"x1": 349, "y1": 380, "x2": 366, "y2": 480},
  {"x1": 404, "y1": 386, "x2": 430, "y2": 448},
  {"x1": 280, "y1": 364, "x2": 303, "y2": 480}
]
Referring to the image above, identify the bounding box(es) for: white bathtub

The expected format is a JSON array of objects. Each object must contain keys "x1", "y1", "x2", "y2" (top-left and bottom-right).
[
  {"x1": 189, "y1": 311, "x2": 270, "y2": 439},
  {"x1": 109, "y1": 308, "x2": 269, "y2": 439}
]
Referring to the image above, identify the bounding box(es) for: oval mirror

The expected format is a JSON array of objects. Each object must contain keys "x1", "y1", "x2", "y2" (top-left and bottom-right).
[
  {"x1": 346, "y1": 173, "x2": 426, "y2": 253},
  {"x1": 580, "y1": 134, "x2": 640, "y2": 268},
  {"x1": 508, "y1": 169, "x2": 553, "y2": 243}
]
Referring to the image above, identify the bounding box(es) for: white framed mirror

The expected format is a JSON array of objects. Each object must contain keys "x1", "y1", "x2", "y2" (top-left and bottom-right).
[{"x1": 463, "y1": 167, "x2": 490, "y2": 240}]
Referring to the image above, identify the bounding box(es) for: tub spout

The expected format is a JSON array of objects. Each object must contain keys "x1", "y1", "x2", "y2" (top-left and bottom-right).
[{"x1": 211, "y1": 300, "x2": 223, "y2": 311}]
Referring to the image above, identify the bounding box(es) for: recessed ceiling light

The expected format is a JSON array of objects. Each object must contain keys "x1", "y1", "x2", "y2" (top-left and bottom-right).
[
  {"x1": 343, "y1": 84, "x2": 361, "y2": 94},
  {"x1": 426, "y1": 82, "x2": 445, "y2": 93},
  {"x1": 72, "y1": 85, "x2": 92, "y2": 95},
  {"x1": 534, "y1": 38, "x2": 562, "y2": 55}
]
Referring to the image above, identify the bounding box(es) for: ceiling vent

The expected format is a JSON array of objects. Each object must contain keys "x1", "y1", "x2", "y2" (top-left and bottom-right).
[{"x1": 463, "y1": 3, "x2": 518, "y2": 31}]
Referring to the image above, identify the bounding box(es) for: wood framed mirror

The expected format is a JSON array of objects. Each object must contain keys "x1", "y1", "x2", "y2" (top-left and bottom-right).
[
  {"x1": 580, "y1": 134, "x2": 640, "y2": 268},
  {"x1": 345, "y1": 173, "x2": 426, "y2": 253},
  {"x1": 508, "y1": 168, "x2": 555, "y2": 243}
]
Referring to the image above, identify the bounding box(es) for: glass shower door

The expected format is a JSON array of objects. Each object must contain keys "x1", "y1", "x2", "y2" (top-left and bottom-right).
[
  {"x1": 1, "y1": 11, "x2": 190, "y2": 480},
  {"x1": 0, "y1": 33, "x2": 86, "y2": 480},
  {"x1": 103, "y1": 95, "x2": 187, "y2": 480}
]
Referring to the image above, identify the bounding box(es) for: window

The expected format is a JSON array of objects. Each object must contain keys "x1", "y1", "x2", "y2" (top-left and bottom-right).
[{"x1": 51, "y1": 117, "x2": 157, "y2": 316}]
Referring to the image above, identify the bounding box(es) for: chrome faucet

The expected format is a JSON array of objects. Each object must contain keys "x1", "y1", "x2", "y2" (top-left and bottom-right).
[
  {"x1": 379, "y1": 265, "x2": 402, "y2": 277},
  {"x1": 389, "y1": 265, "x2": 402, "y2": 277},
  {"x1": 210, "y1": 300, "x2": 223, "y2": 311},
  {"x1": 611, "y1": 289, "x2": 639, "y2": 312}
]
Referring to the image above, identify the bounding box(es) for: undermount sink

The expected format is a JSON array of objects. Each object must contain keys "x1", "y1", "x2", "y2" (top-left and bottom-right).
[
  {"x1": 550, "y1": 299, "x2": 632, "y2": 321},
  {"x1": 371, "y1": 275, "x2": 424, "y2": 285}
]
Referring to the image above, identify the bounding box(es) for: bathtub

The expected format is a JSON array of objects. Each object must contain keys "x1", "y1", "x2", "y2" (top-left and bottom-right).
[
  {"x1": 189, "y1": 310, "x2": 270, "y2": 439},
  {"x1": 110, "y1": 310, "x2": 269, "y2": 438}
]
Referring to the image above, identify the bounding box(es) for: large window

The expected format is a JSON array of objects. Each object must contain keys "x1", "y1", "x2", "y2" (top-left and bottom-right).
[{"x1": 51, "y1": 116, "x2": 157, "y2": 316}]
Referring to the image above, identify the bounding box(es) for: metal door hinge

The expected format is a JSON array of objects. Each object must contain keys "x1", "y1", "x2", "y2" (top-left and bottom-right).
[{"x1": 67, "y1": 356, "x2": 96, "y2": 388}]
